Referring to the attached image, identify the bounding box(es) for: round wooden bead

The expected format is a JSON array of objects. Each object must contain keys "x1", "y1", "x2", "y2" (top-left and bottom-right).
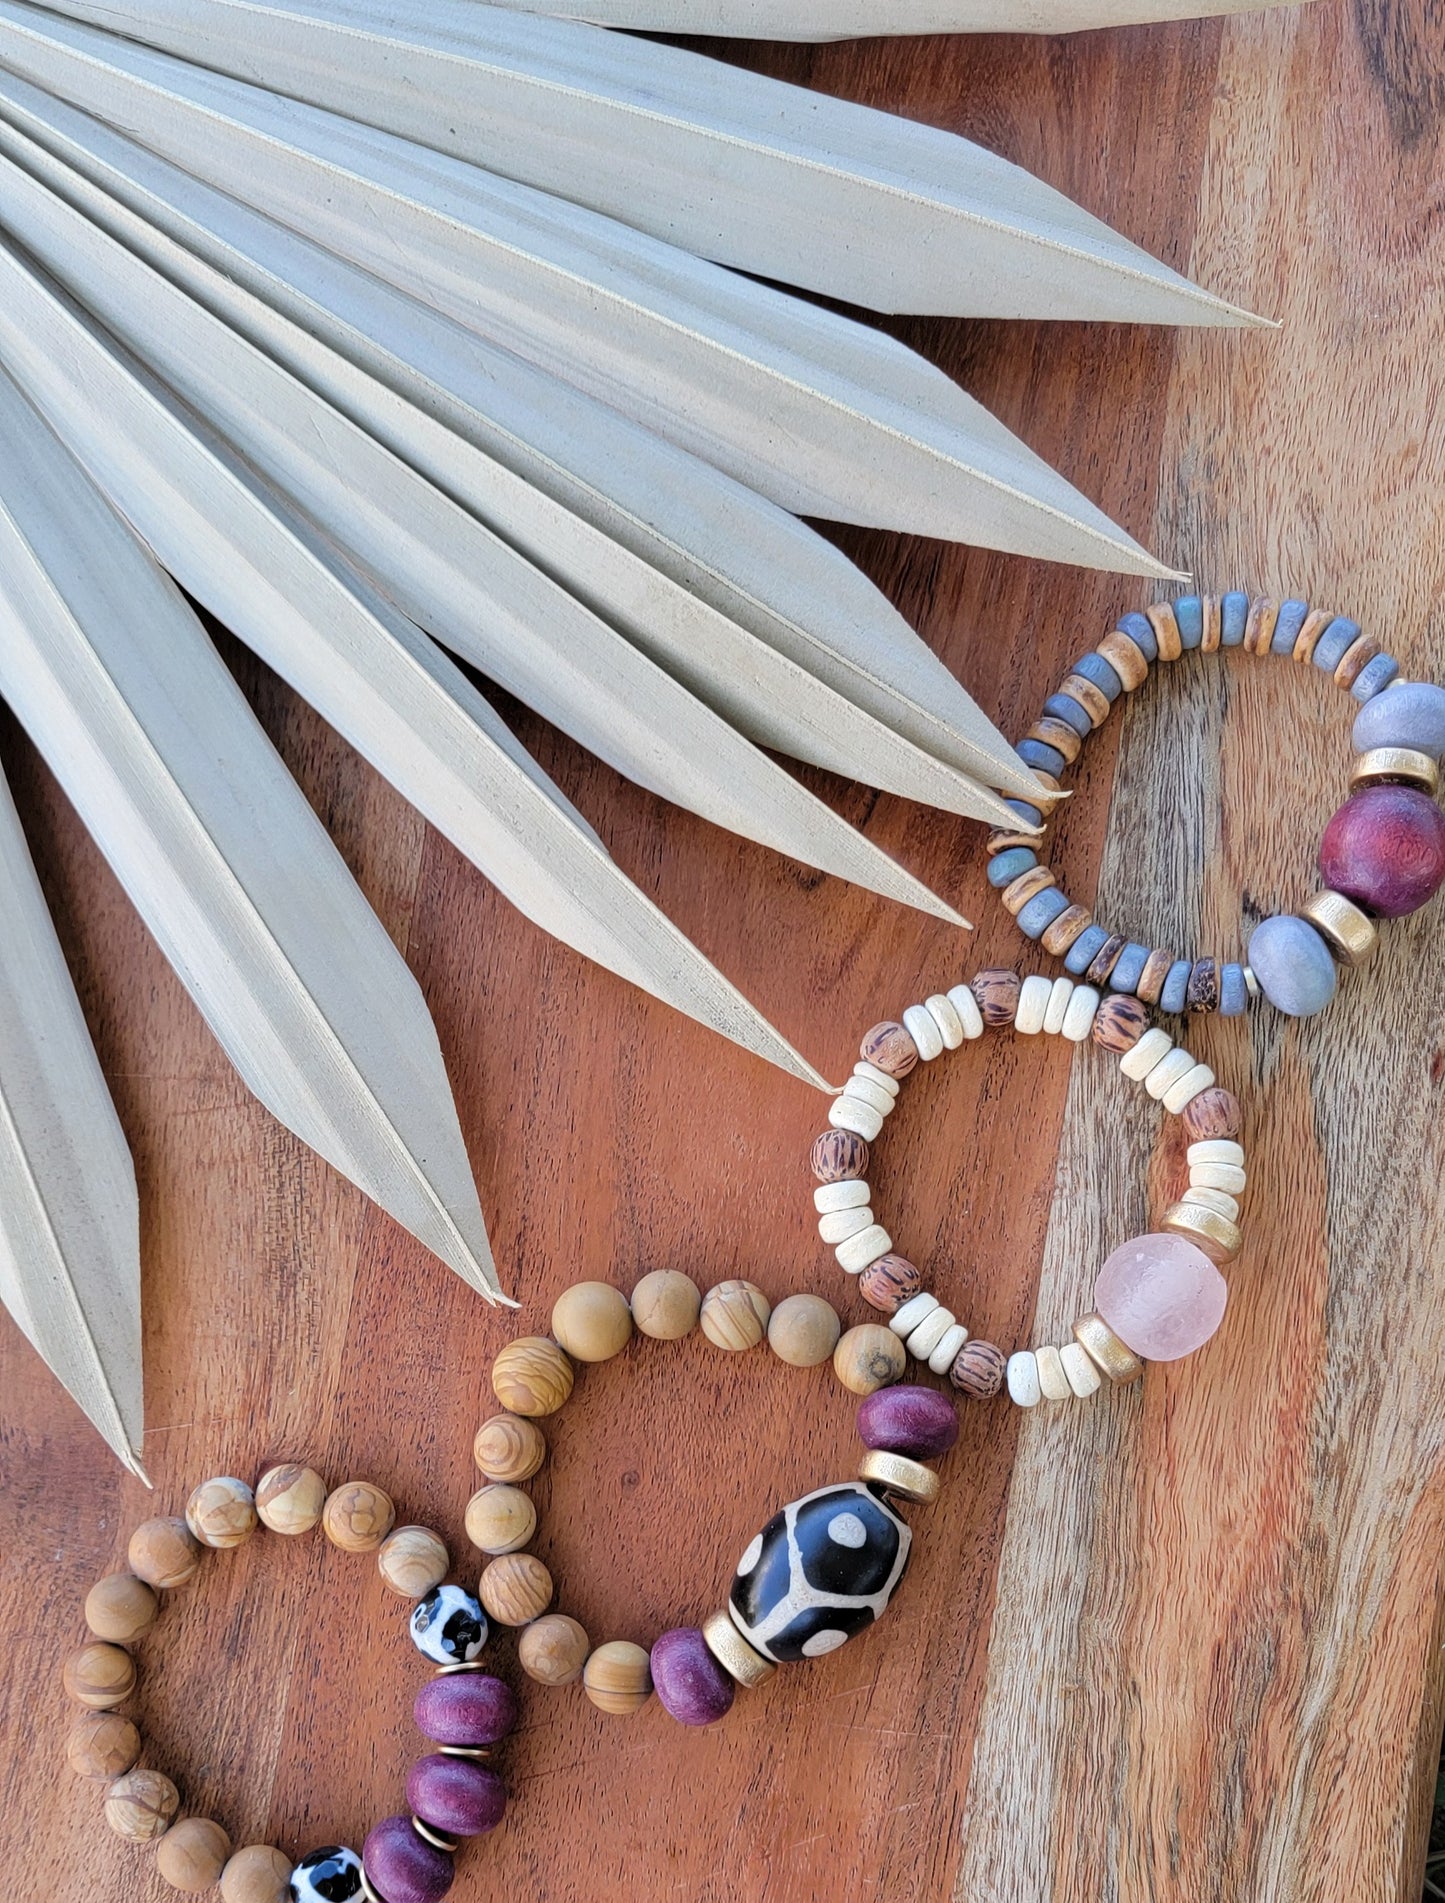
[
  {"x1": 378, "y1": 1526, "x2": 450, "y2": 1599},
  {"x1": 186, "y1": 1476, "x2": 258, "y2": 1549},
  {"x1": 472, "y1": 1412, "x2": 546, "y2": 1484},
  {"x1": 128, "y1": 1516, "x2": 203, "y2": 1590},
  {"x1": 492, "y1": 1336, "x2": 574, "y2": 1416},
  {"x1": 464, "y1": 1484, "x2": 537, "y2": 1556},
  {"x1": 157, "y1": 1817, "x2": 232, "y2": 1893},
  {"x1": 833, "y1": 1323, "x2": 907, "y2": 1395},
  {"x1": 857, "y1": 1384, "x2": 958, "y2": 1457},
  {"x1": 1181, "y1": 1086, "x2": 1243, "y2": 1141},
  {"x1": 1319, "y1": 783, "x2": 1445, "y2": 917},
  {"x1": 858, "y1": 1253, "x2": 923, "y2": 1314},
  {"x1": 478, "y1": 1552, "x2": 553, "y2": 1626},
  {"x1": 67, "y1": 1710, "x2": 141, "y2": 1780},
  {"x1": 105, "y1": 1767, "x2": 179, "y2": 1842},
  {"x1": 950, "y1": 1339, "x2": 1007, "y2": 1399},
  {"x1": 1091, "y1": 994, "x2": 1149, "y2": 1052},
  {"x1": 64, "y1": 1641, "x2": 137, "y2": 1709},
  {"x1": 859, "y1": 1020, "x2": 918, "y2": 1077},
  {"x1": 767, "y1": 1293, "x2": 840, "y2": 1367},
  {"x1": 322, "y1": 1481, "x2": 396, "y2": 1553},
  {"x1": 810, "y1": 1129, "x2": 869, "y2": 1182},
  {"x1": 85, "y1": 1573, "x2": 159, "y2": 1645},
  {"x1": 407, "y1": 1754, "x2": 507, "y2": 1838},
  {"x1": 363, "y1": 1816, "x2": 453, "y2": 1903},
  {"x1": 518, "y1": 1613, "x2": 589, "y2": 1686},
  {"x1": 971, "y1": 968, "x2": 1021, "y2": 1027},
  {"x1": 629, "y1": 1269, "x2": 701, "y2": 1340},
  {"x1": 551, "y1": 1280, "x2": 633, "y2": 1362},
  {"x1": 700, "y1": 1279, "x2": 770, "y2": 1350},
  {"x1": 220, "y1": 1845, "x2": 294, "y2": 1903},
  {"x1": 583, "y1": 1639, "x2": 653, "y2": 1714},
  {"x1": 254, "y1": 1463, "x2": 326, "y2": 1535}
]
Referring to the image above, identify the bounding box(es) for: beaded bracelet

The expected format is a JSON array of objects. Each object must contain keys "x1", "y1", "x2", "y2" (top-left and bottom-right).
[
  {"x1": 63, "y1": 1469, "x2": 518, "y2": 1903},
  {"x1": 995, "y1": 590, "x2": 1445, "y2": 1019},
  {"x1": 811, "y1": 970, "x2": 1249, "y2": 1401}
]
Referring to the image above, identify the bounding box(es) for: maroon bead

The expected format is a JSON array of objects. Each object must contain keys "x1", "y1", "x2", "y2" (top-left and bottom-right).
[
  {"x1": 406, "y1": 1755, "x2": 506, "y2": 1838},
  {"x1": 1319, "y1": 784, "x2": 1445, "y2": 917},
  {"x1": 363, "y1": 1816, "x2": 453, "y2": 1903},
  {"x1": 856, "y1": 1384, "x2": 958, "y2": 1459},
  {"x1": 649, "y1": 1627, "x2": 734, "y2": 1727},
  {"x1": 413, "y1": 1674, "x2": 517, "y2": 1748}
]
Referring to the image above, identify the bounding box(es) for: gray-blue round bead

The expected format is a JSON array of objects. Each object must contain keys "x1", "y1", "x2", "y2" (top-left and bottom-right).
[
  {"x1": 1016, "y1": 887, "x2": 1069, "y2": 939},
  {"x1": 988, "y1": 847, "x2": 1037, "y2": 889},
  {"x1": 1218, "y1": 963, "x2": 1249, "y2": 1016},
  {"x1": 1160, "y1": 959, "x2": 1193, "y2": 1014},
  {"x1": 1352, "y1": 681, "x2": 1445, "y2": 760},
  {"x1": 1247, "y1": 915, "x2": 1337, "y2": 1017}
]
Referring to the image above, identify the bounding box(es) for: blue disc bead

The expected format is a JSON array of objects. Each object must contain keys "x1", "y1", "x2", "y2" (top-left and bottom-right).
[
  {"x1": 1001, "y1": 795, "x2": 1044, "y2": 829},
  {"x1": 1016, "y1": 739, "x2": 1066, "y2": 777},
  {"x1": 1351, "y1": 653, "x2": 1400, "y2": 700},
  {"x1": 1218, "y1": 963, "x2": 1249, "y2": 1016},
  {"x1": 1247, "y1": 914, "x2": 1337, "y2": 1017},
  {"x1": 1073, "y1": 651, "x2": 1122, "y2": 701},
  {"x1": 1312, "y1": 617, "x2": 1361, "y2": 673},
  {"x1": 988, "y1": 847, "x2": 1037, "y2": 888},
  {"x1": 1117, "y1": 611, "x2": 1158, "y2": 661},
  {"x1": 1221, "y1": 592, "x2": 1250, "y2": 645},
  {"x1": 1043, "y1": 692, "x2": 1094, "y2": 738},
  {"x1": 1064, "y1": 924, "x2": 1110, "y2": 976},
  {"x1": 1016, "y1": 887, "x2": 1069, "y2": 939},
  {"x1": 1160, "y1": 959, "x2": 1193, "y2": 1014},
  {"x1": 1108, "y1": 942, "x2": 1151, "y2": 993},
  {"x1": 1271, "y1": 598, "x2": 1310, "y2": 654},
  {"x1": 1352, "y1": 681, "x2": 1445, "y2": 759},
  {"x1": 1173, "y1": 596, "x2": 1203, "y2": 648}
]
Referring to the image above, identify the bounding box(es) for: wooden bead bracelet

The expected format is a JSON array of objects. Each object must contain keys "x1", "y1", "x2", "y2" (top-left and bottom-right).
[
  {"x1": 996, "y1": 590, "x2": 1445, "y2": 1018},
  {"x1": 64, "y1": 1469, "x2": 517, "y2": 1903},
  {"x1": 811, "y1": 970, "x2": 1249, "y2": 1401}
]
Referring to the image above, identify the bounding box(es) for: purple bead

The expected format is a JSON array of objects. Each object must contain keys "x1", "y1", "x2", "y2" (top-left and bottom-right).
[
  {"x1": 406, "y1": 1754, "x2": 507, "y2": 1838},
  {"x1": 856, "y1": 1384, "x2": 958, "y2": 1459},
  {"x1": 1319, "y1": 784, "x2": 1445, "y2": 918},
  {"x1": 413, "y1": 1674, "x2": 517, "y2": 1748},
  {"x1": 649, "y1": 1627, "x2": 734, "y2": 1727},
  {"x1": 362, "y1": 1816, "x2": 453, "y2": 1903}
]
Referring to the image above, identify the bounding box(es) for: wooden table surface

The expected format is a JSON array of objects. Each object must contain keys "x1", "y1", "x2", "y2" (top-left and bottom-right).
[{"x1": 4, "y1": 2, "x2": 1444, "y2": 1898}]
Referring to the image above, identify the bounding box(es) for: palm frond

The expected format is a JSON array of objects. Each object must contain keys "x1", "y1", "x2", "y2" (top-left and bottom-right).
[{"x1": 495, "y1": 0, "x2": 1294, "y2": 37}]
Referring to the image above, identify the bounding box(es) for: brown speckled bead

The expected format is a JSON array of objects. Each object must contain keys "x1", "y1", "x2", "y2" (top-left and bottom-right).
[
  {"x1": 1136, "y1": 948, "x2": 1175, "y2": 1006},
  {"x1": 1335, "y1": 633, "x2": 1382, "y2": 689},
  {"x1": 950, "y1": 1339, "x2": 1006, "y2": 1400},
  {"x1": 1182, "y1": 1086, "x2": 1243, "y2": 1141},
  {"x1": 971, "y1": 968, "x2": 1021, "y2": 1027},
  {"x1": 1030, "y1": 768, "x2": 1063, "y2": 799},
  {"x1": 1146, "y1": 602, "x2": 1183, "y2": 662},
  {"x1": 1091, "y1": 994, "x2": 1150, "y2": 1052},
  {"x1": 1041, "y1": 904, "x2": 1092, "y2": 956},
  {"x1": 987, "y1": 828, "x2": 1043, "y2": 857},
  {"x1": 858, "y1": 1254, "x2": 923, "y2": 1314},
  {"x1": 1001, "y1": 865, "x2": 1057, "y2": 915},
  {"x1": 1293, "y1": 606, "x2": 1334, "y2": 663},
  {"x1": 1244, "y1": 596, "x2": 1279, "y2": 655},
  {"x1": 1029, "y1": 715, "x2": 1083, "y2": 764},
  {"x1": 1060, "y1": 672, "x2": 1111, "y2": 727},
  {"x1": 1097, "y1": 629, "x2": 1149, "y2": 691},
  {"x1": 1085, "y1": 933, "x2": 1128, "y2": 986},
  {"x1": 859, "y1": 1021, "x2": 918, "y2": 1078},
  {"x1": 811, "y1": 1129, "x2": 869, "y2": 1182},
  {"x1": 1201, "y1": 597, "x2": 1222, "y2": 653},
  {"x1": 1186, "y1": 958, "x2": 1221, "y2": 1013}
]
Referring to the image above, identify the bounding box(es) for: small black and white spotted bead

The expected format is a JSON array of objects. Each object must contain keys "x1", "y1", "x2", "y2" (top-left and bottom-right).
[
  {"x1": 728, "y1": 1481, "x2": 911, "y2": 1663},
  {"x1": 409, "y1": 1584, "x2": 487, "y2": 1666},
  {"x1": 288, "y1": 1845, "x2": 363, "y2": 1902}
]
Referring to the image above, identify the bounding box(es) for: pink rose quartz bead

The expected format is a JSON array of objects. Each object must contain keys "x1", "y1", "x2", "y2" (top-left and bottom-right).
[{"x1": 1094, "y1": 1232, "x2": 1227, "y2": 1361}]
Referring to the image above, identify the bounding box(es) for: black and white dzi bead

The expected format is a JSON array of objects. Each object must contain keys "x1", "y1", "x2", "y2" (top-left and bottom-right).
[
  {"x1": 409, "y1": 1583, "x2": 487, "y2": 1666},
  {"x1": 728, "y1": 1482, "x2": 911, "y2": 1662},
  {"x1": 287, "y1": 1844, "x2": 364, "y2": 1902}
]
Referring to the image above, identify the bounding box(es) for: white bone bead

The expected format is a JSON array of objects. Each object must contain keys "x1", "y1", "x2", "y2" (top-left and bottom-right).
[
  {"x1": 1060, "y1": 984, "x2": 1101, "y2": 1042},
  {"x1": 1182, "y1": 1186, "x2": 1240, "y2": 1221},
  {"x1": 928, "y1": 1322, "x2": 969, "y2": 1374},
  {"x1": 946, "y1": 983, "x2": 985, "y2": 1039},
  {"x1": 1014, "y1": 973, "x2": 1052, "y2": 1034},
  {"x1": 1120, "y1": 1026, "x2": 1173, "y2": 1080},
  {"x1": 818, "y1": 1206, "x2": 873, "y2": 1244},
  {"x1": 1042, "y1": 977, "x2": 1075, "y2": 1035},
  {"x1": 1163, "y1": 1062, "x2": 1215, "y2": 1113},
  {"x1": 1190, "y1": 1161, "x2": 1247, "y2": 1195},
  {"x1": 1035, "y1": 1344, "x2": 1072, "y2": 1402},
  {"x1": 902, "y1": 1002, "x2": 945, "y2": 1061},
  {"x1": 843, "y1": 1073, "x2": 895, "y2": 1117},
  {"x1": 906, "y1": 1305, "x2": 955, "y2": 1361},
  {"x1": 1145, "y1": 1047, "x2": 1197, "y2": 1100},
  {"x1": 853, "y1": 1059, "x2": 900, "y2": 1098},
  {"x1": 1187, "y1": 1140, "x2": 1245, "y2": 1168},
  {"x1": 1006, "y1": 1351, "x2": 1042, "y2": 1407},
  {"x1": 924, "y1": 993, "x2": 965, "y2": 1049},
  {"x1": 889, "y1": 1292, "x2": 939, "y2": 1338},
  {"x1": 814, "y1": 1180, "x2": 870, "y2": 1213},
  {"x1": 1059, "y1": 1341, "x2": 1102, "y2": 1398},
  {"x1": 835, "y1": 1224, "x2": 892, "y2": 1273},
  {"x1": 829, "y1": 1096, "x2": 883, "y2": 1140}
]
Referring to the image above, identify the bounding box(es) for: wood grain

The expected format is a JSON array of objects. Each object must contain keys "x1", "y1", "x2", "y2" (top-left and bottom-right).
[{"x1": 2, "y1": 4, "x2": 1443, "y2": 1900}]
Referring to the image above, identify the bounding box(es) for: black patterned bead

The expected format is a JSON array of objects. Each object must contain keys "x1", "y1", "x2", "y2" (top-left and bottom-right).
[
  {"x1": 729, "y1": 1482, "x2": 910, "y2": 1664},
  {"x1": 1186, "y1": 958, "x2": 1221, "y2": 1013},
  {"x1": 287, "y1": 1846, "x2": 363, "y2": 1902}
]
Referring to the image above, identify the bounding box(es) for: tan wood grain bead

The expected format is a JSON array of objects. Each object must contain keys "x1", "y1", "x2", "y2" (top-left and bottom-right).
[
  {"x1": 702, "y1": 1608, "x2": 776, "y2": 1687},
  {"x1": 833, "y1": 1323, "x2": 907, "y2": 1396},
  {"x1": 859, "y1": 1020, "x2": 919, "y2": 1078},
  {"x1": 767, "y1": 1292, "x2": 841, "y2": 1367},
  {"x1": 1182, "y1": 1086, "x2": 1244, "y2": 1141},
  {"x1": 1335, "y1": 633, "x2": 1383, "y2": 689},
  {"x1": 1146, "y1": 601, "x2": 1183, "y2": 661},
  {"x1": 479, "y1": 1552, "x2": 554, "y2": 1626},
  {"x1": 629, "y1": 1269, "x2": 702, "y2": 1340},
  {"x1": 64, "y1": 1641, "x2": 137, "y2": 1709},
  {"x1": 1292, "y1": 606, "x2": 1335, "y2": 663},
  {"x1": 1001, "y1": 864, "x2": 1057, "y2": 915},
  {"x1": 858, "y1": 1449, "x2": 941, "y2": 1503},
  {"x1": 128, "y1": 1516, "x2": 203, "y2": 1590},
  {"x1": 1244, "y1": 596, "x2": 1280, "y2": 655},
  {"x1": 255, "y1": 1464, "x2": 326, "y2": 1535},
  {"x1": 1091, "y1": 993, "x2": 1149, "y2": 1053},
  {"x1": 492, "y1": 1336, "x2": 574, "y2": 1417},
  {"x1": 1136, "y1": 947, "x2": 1175, "y2": 1005},
  {"x1": 1097, "y1": 629, "x2": 1150, "y2": 691},
  {"x1": 582, "y1": 1639, "x2": 653, "y2": 1714},
  {"x1": 1029, "y1": 714, "x2": 1084, "y2": 764},
  {"x1": 377, "y1": 1525, "x2": 450, "y2": 1599},
  {"x1": 220, "y1": 1844, "x2": 295, "y2": 1903},
  {"x1": 1162, "y1": 1201, "x2": 1243, "y2": 1264},
  {"x1": 551, "y1": 1280, "x2": 633, "y2": 1362},
  {"x1": 1041, "y1": 904, "x2": 1093, "y2": 956},
  {"x1": 858, "y1": 1253, "x2": 923, "y2": 1315},
  {"x1": 322, "y1": 1481, "x2": 395, "y2": 1554},
  {"x1": 1299, "y1": 889, "x2": 1380, "y2": 963},
  {"x1": 971, "y1": 968, "x2": 1022, "y2": 1027},
  {"x1": 987, "y1": 827, "x2": 1045, "y2": 857},
  {"x1": 1201, "y1": 596, "x2": 1223, "y2": 652},
  {"x1": 186, "y1": 1477, "x2": 257, "y2": 1550},
  {"x1": 66, "y1": 1710, "x2": 141, "y2": 1780},
  {"x1": 85, "y1": 1573, "x2": 159, "y2": 1645},
  {"x1": 473, "y1": 1412, "x2": 547, "y2": 1484},
  {"x1": 950, "y1": 1338, "x2": 1007, "y2": 1399},
  {"x1": 1073, "y1": 1312, "x2": 1144, "y2": 1384},
  {"x1": 518, "y1": 1613, "x2": 589, "y2": 1686},
  {"x1": 700, "y1": 1279, "x2": 770, "y2": 1351},
  {"x1": 157, "y1": 1817, "x2": 232, "y2": 1893},
  {"x1": 1030, "y1": 768, "x2": 1064, "y2": 798},
  {"x1": 1085, "y1": 932, "x2": 1129, "y2": 987},
  {"x1": 1349, "y1": 747, "x2": 1440, "y2": 796},
  {"x1": 464, "y1": 1484, "x2": 537, "y2": 1556},
  {"x1": 1034, "y1": 1344, "x2": 1073, "y2": 1402},
  {"x1": 1060, "y1": 671, "x2": 1112, "y2": 727},
  {"x1": 105, "y1": 1768, "x2": 179, "y2": 1843}
]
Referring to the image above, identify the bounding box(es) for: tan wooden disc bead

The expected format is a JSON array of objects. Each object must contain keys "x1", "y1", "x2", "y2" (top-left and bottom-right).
[
  {"x1": 105, "y1": 1767, "x2": 180, "y2": 1843},
  {"x1": 473, "y1": 1412, "x2": 546, "y2": 1485},
  {"x1": 582, "y1": 1639, "x2": 653, "y2": 1714},
  {"x1": 479, "y1": 1551, "x2": 553, "y2": 1626},
  {"x1": 220, "y1": 1844, "x2": 294, "y2": 1903},
  {"x1": 85, "y1": 1572, "x2": 159, "y2": 1644},
  {"x1": 157, "y1": 1817, "x2": 232, "y2": 1893},
  {"x1": 128, "y1": 1516, "x2": 203, "y2": 1590},
  {"x1": 322, "y1": 1481, "x2": 396, "y2": 1554},
  {"x1": 64, "y1": 1640, "x2": 137, "y2": 1709},
  {"x1": 629, "y1": 1269, "x2": 701, "y2": 1340},
  {"x1": 66, "y1": 1710, "x2": 141, "y2": 1780},
  {"x1": 255, "y1": 1463, "x2": 327, "y2": 1535},
  {"x1": 834, "y1": 1324, "x2": 907, "y2": 1396},
  {"x1": 186, "y1": 1476, "x2": 258, "y2": 1550},
  {"x1": 465, "y1": 1484, "x2": 537, "y2": 1556},
  {"x1": 491, "y1": 1336, "x2": 574, "y2": 1417},
  {"x1": 377, "y1": 1525, "x2": 450, "y2": 1599},
  {"x1": 767, "y1": 1293, "x2": 841, "y2": 1368},
  {"x1": 699, "y1": 1278, "x2": 770, "y2": 1351},
  {"x1": 518, "y1": 1612, "x2": 589, "y2": 1686},
  {"x1": 551, "y1": 1280, "x2": 633, "y2": 1362}
]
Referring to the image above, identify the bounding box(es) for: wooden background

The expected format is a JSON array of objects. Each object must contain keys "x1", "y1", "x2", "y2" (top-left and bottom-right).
[{"x1": 3, "y1": 1, "x2": 1444, "y2": 1898}]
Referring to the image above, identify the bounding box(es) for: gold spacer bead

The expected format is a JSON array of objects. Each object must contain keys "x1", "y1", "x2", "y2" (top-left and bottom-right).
[
  {"x1": 1161, "y1": 1200, "x2": 1243, "y2": 1265},
  {"x1": 1300, "y1": 890, "x2": 1380, "y2": 966},
  {"x1": 1072, "y1": 1311, "x2": 1144, "y2": 1384},
  {"x1": 411, "y1": 1817, "x2": 459, "y2": 1854},
  {"x1": 438, "y1": 1744, "x2": 493, "y2": 1761},
  {"x1": 701, "y1": 1608, "x2": 776, "y2": 1687},
  {"x1": 433, "y1": 1659, "x2": 486, "y2": 1677},
  {"x1": 858, "y1": 1448, "x2": 941, "y2": 1504},
  {"x1": 1349, "y1": 746, "x2": 1440, "y2": 796}
]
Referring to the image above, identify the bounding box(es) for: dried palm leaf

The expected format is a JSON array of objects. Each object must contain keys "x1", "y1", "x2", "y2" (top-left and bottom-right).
[{"x1": 498, "y1": 0, "x2": 1294, "y2": 36}]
